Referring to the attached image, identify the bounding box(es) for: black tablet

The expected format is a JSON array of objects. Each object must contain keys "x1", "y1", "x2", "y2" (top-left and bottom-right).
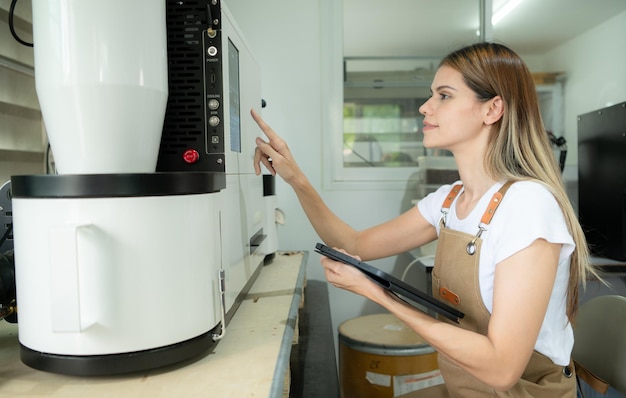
[{"x1": 314, "y1": 242, "x2": 464, "y2": 323}]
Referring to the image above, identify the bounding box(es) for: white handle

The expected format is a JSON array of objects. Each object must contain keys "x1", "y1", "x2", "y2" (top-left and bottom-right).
[
  {"x1": 49, "y1": 224, "x2": 91, "y2": 333},
  {"x1": 212, "y1": 269, "x2": 226, "y2": 341}
]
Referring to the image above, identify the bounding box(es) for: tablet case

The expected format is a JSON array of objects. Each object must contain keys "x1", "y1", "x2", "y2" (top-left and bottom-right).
[{"x1": 315, "y1": 242, "x2": 464, "y2": 323}]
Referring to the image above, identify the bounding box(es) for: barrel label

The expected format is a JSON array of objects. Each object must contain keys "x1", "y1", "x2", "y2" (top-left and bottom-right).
[
  {"x1": 365, "y1": 371, "x2": 391, "y2": 387},
  {"x1": 394, "y1": 369, "x2": 444, "y2": 396}
]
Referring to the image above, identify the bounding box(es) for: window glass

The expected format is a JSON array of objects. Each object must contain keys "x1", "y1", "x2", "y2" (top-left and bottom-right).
[
  {"x1": 341, "y1": 59, "x2": 454, "y2": 187},
  {"x1": 343, "y1": 98, "x2": 425, "y2": 168}
]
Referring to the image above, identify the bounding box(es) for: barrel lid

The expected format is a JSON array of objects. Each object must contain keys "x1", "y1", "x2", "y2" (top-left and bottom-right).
[{"x1": 338, "y1": 313, "x2": 427, "y2": 347}]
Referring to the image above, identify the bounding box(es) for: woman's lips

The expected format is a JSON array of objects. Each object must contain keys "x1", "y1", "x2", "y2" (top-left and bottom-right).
[{"x1": 422, "y1": 121, "x2": 437, "y2": 132}]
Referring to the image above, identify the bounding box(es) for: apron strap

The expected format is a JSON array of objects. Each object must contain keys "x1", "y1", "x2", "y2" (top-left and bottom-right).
[
  {"x1": 440, "y1": 181, "x2": 514, "y2": 228},
  {"x1": 479, "y1": 181, "x2": 514, "y2": 226},
  {"x1": 441, "y1": 184, "x2": 463, "y2": 211},
  {"x1": 574, "y1": 360, "x2": 610, "y2": 394},
  {"x1": 466, "y1": 181, "x2": 515, "y2": 255},
  {"x1": 439, "y1": 181, "x2": 515, "y2": 248},
  {"x1": 440, "y1": 184, "x2": 463, "y2": 227}
]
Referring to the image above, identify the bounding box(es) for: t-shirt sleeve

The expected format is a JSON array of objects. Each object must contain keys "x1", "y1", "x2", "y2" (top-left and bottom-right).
[{"x1": 488, "y1": 181, "x2": 575, "y2": 265}]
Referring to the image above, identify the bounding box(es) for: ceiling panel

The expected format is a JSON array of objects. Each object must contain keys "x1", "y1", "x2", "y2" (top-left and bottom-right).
[{"x1": 343, "y1": 0, "x2": 626, "y2": 57}]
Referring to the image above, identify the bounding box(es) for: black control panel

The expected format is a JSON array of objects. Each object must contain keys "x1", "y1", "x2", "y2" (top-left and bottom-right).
[{"x1": 158, "y1": 0, "x2": 225, "y2": 172}]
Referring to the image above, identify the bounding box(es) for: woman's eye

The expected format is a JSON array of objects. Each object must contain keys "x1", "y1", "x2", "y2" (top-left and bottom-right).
[{"x1": 440, "y1": 93, "x2": 450, "y2": 100}]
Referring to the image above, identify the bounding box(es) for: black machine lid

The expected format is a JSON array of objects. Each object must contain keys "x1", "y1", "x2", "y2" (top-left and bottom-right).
[{"x1": 11, "y1": 172, "x2": 226, "y2": 199}]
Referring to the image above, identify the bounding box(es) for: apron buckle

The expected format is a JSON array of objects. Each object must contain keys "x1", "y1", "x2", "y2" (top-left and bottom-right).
[{"x1": 466, "y1": 226, "x2": 486, "y2": 255}]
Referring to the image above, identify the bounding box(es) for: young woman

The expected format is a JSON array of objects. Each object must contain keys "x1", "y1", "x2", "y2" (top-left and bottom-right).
[{"x1": 251, "y1": 42, "x2": 599, "y2": 397}]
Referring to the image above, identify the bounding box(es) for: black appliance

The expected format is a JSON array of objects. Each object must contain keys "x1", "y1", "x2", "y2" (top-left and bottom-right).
[
  {"x1": 577, "y1": 102, "x2": 626, "y2": 261},
  {"x1": 157, "y1": 0, "x2": 225, "y2": 172}
]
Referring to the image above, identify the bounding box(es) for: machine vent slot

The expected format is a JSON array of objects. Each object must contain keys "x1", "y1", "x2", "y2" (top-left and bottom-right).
[
  {"x1": 160, "y1": 1, "x2": 209, "y2": 154},
  {"x1": 159, "y1": 0, "x2": 224, "y2": 172}
]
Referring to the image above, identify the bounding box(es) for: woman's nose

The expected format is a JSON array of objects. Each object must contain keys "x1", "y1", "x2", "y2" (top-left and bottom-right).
[{"x1": 418, "y1": 100, "x2": 429, "y2": 115}]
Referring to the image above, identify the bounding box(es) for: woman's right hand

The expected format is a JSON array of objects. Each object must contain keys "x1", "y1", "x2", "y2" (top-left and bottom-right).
[
  {"x1": 320, "y1": 249, "x2": 386, "y2": 300},
  {"x1": 251, "y1": 109, "x2": 304, "y2": 185},
  {"x1": 251, "y1": 108, "x2": 356, "y2": 252}
]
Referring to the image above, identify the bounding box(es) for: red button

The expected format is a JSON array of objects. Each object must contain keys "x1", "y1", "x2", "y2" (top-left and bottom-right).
[{"x1": 183, "y1": 149, "x2": 200, "y2": 164}]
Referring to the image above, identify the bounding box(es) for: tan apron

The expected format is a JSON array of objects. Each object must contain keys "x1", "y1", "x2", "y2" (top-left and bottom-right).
[{"x1": 405, "y1": 182, "x2": 576, "y2": 397}]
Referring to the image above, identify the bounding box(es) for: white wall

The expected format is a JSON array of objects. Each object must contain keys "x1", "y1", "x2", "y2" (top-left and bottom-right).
[
  {"x1": 0, "y1": 0, "x2": 44, "y2": 184},
  {"x1": 225, "y1": 0, "x2": 626, "y2": 359},
  {"x1": 543, "y1": 10, "x2": 626, "y2": 165},
  {"x1": 225, "y1": 0, "x2": 401, "y2": 353},
  {"x1": 224, "y1": 0, "x2": 326, "y2": 275}
]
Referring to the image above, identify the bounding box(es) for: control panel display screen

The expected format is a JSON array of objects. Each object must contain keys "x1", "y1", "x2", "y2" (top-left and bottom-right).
[{"x1": 228, "y1": 39, "x2": 241, "y2": 153}]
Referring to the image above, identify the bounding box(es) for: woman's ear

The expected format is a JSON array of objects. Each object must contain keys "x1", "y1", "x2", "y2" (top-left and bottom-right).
[{"x1": 484, "y1": 96, "x2": 504, "y2": 125}]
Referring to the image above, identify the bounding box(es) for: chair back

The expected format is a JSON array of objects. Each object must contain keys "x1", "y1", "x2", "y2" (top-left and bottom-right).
[{"x1": 572, "y1": 294, "x2": 626, "y2": 395}]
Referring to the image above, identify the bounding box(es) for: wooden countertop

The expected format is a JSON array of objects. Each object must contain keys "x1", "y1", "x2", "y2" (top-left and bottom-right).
[{"x1": 0, "y1": 251, "x2": 307, "y2": 397}]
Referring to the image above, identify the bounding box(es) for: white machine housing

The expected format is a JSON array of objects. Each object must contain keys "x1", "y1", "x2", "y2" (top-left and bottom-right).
[
  {"x1": 13, "y1": 183, "x2": 223, "y2": 354},
  {"x1": 217, "y1": 8, "x2": 267, "y2": 315},
  {"x1": 11, "y1": 0, "x2": 268, "y2": 376},
  {"x1": 156, "y1": 0, "x2": 268, "y2": 318},
  {"x1": 33, "y1": 0, "x2": 168, "y2": 174}
]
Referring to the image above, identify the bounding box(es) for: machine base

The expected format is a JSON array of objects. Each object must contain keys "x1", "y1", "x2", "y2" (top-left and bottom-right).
[{"x1": 20, "y1": 324, "x2": 221, "y2": 376}]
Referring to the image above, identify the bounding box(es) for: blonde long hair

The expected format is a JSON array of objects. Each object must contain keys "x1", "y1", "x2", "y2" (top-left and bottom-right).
[{"x1": 440, "y1": 42, "x2": 601, "y2": 322}]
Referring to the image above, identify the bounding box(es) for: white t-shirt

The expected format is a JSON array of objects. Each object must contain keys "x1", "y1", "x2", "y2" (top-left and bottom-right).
[{"x1": 417, "y1": 180, "x2": 575, "y2": 366}]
